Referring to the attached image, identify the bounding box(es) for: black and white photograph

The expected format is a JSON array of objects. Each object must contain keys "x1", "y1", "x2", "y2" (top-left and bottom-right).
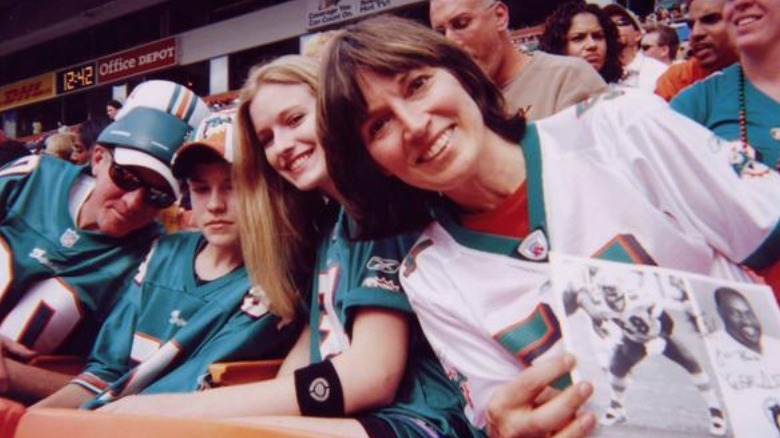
[
  {"x1": 686, "y1": 276, "x2": 780, "y2": 437},
  {"x1": 550, "y1": 253, "x2": 767, "y2": 438}
]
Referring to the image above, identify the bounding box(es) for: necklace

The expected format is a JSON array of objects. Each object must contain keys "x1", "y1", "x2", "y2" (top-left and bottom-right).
[{"x1": 738, "y1": 66, "x2": 750, "y2": 152}]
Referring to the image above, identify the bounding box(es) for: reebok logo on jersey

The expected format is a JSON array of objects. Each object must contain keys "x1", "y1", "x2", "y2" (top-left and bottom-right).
[
  {"x1": 517, "y1": 229, "x2": 549, "y2": 262},
  {"x1": 59, "y1": 228, "x2": 80, "y2": 248},
  {"x1": 169, "y1": 310, "x2": 187, "y2": 327},
  {"x1": 366, "y1": 256, "x2": 400, "y2": 274}
]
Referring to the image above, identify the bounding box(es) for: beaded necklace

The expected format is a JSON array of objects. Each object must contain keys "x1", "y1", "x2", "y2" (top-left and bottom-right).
[{"x1": 738, "y1": 66, "x2": 750, "y2": 152}]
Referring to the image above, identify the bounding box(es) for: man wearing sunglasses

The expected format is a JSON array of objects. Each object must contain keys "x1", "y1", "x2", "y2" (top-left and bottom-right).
[
  {"x1": 0, "y1": 80, "x2": 210, "y2": 404},
  {"x1": 604, "y1": 3, "x2": 668, "y2": 92}
]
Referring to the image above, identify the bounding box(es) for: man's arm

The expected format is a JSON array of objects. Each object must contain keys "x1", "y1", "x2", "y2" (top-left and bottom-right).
[{"x1": 3, "y1": 359, "x2": 73, "y2": 404}]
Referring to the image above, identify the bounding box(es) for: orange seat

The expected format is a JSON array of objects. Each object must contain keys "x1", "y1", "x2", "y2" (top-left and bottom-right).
[
  {"x1": 208, "y1": 359, "x2": 283, "y2": 387},
  {"x1": 15, "y1": 408, "x2": 334, "y2": 438}
]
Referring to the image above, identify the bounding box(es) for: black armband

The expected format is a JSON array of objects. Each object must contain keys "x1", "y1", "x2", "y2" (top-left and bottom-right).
[{"x1": 294, "y1": 360, "x2": 345, "y2": 417}]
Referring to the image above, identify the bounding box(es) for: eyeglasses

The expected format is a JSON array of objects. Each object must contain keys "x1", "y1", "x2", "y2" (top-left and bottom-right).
[
  {"x1": 107, "y1": 151, "x2": 176, "y2": 209},
  {"x1": 611, "y1": 18, "x2": 633, "y2": 27}
]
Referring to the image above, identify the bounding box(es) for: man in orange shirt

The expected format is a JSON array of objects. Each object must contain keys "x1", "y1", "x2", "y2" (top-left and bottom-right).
[{"x1": 655, "y1": 0, "x2": 738, "y2": 101}]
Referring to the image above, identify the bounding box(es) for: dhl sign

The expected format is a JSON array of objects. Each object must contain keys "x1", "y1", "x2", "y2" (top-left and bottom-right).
[{"x1": 0, "y1": 73, "x2": 55, "y2": 112}]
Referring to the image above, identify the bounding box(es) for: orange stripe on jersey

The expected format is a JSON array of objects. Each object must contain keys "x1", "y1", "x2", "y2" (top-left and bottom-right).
[
  {"x1": 592, "y1": 234, "x2": 657, "y2": 265},
  {"x1": 493, "y1": 303, "x2": 561, "y2": 366},
  {"x1": 74, "y1": 372, "x2": 111, "y2": 393},
  {"x1": 174, "y1": 89, "x2": 193, "y2": 119}
]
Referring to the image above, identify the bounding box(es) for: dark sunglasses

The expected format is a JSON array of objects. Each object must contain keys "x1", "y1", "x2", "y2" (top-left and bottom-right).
[{"x1": 107, "y1": 151, "x2": 176, "y2": 209}]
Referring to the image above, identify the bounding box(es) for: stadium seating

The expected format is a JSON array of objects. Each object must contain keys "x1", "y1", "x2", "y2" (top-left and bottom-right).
[{"x1": 208, "y1": 358, "x2": 283, "y2": 386}]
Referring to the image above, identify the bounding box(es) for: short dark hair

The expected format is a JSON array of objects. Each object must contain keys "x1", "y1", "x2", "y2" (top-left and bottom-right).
[
  {"x1": 644, "y1": 24, "x2": 680, "y2": 61},
  {"x1": 539, "y1": 0, "x2": 624, "y2": 83},
  {"x1": 603, "y1": 4, "x2": 641, "y2": 31},
  {"x1": 106, "y1": 99, "x2": 123, "y2": 110},
  {"x1": 714, "y1": 287, "x2": 748, "y2": 313},
  {"x1": 319, "y1": 15, "x2": 525, "y2": 238}
]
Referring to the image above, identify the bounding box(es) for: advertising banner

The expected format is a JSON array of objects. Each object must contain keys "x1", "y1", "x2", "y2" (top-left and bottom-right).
[
  {"x1": 0, "y1": 73, "x2": 56, "y2": 112},
  {"x1": 97, "y1": 37, "x2": 178, "y2": 84}
]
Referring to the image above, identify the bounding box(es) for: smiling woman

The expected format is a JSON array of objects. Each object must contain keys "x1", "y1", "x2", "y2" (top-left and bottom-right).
[{"x1": 318, "y1": 15, "x2": 780, "y2": 437}]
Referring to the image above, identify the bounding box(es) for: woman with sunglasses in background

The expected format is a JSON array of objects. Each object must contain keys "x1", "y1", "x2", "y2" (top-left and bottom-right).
[
  {"x1": 34, "y1": 111, "x2": 299, "y2": 411},
  {"x1": 317, "y1": 16, "x2": 780, "y2": 437}
]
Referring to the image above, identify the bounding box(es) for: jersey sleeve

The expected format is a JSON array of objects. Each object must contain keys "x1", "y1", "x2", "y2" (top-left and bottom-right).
[
  {"x1": 340, "y1": 232, "x2": 420, "y2": 317},
  {"x1": 596, "y1": 89, "x2": 780, "y2": 270},
  {"x1": 0, "y1": 156, "x2": 40, "y2": 221},
  {"x1": 71, "y1": 264, "x2": 143, "y2": 394}
]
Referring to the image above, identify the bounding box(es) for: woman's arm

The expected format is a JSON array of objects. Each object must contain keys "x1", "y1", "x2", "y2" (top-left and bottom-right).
[
  {"x1": 276, "y1": 327, "x2": 310, "y2": 377},
  {"x1": 99, "y1": 308, "x2": 409, "y2": 419}
]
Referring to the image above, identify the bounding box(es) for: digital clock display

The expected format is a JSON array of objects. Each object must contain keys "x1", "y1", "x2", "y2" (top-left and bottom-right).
[{"x1": 56, "y1": 62, "x2": 98, "y2": 94}]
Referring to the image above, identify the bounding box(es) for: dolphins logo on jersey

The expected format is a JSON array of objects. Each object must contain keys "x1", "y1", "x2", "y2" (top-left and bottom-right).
[
  {"x1": 361, "y1": 276, "x2": 400, "y2": 292},
  {"x1": 724, "y1": 138, "x2": 771, "y2": 178},
  {"x1": 241, "y1": 286, "x2": 270, "y2": 319},
  {"x1": 402, "y1": 239, "x2": 433, "y2": 277},
  {"x1": 29, "y1": 248, "x2": 61, "y2": 271}
]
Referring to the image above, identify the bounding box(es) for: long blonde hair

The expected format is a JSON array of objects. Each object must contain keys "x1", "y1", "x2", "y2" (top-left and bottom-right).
[{"x1": 233, "y1": 55, "x2": 326, "y2": 322}]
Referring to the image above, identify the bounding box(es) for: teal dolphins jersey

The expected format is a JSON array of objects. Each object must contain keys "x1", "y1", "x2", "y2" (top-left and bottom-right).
[
  {"x1": 309, "y1": 209, "x2": 479, "y2": 438},
  {"x1": 0, "y1": 155, "x2": 162, "y2": 355},
  {"x1": 73, "y1": 232, "x2": 299, "y2": 408},
  {"x1": 671, "y1": 64, "x2": 780, "y2": 169}
]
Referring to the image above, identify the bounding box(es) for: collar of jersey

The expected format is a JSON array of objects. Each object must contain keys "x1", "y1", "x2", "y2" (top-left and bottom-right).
[{"x1": 433, "y1": 123, "x2": 548, "y2": 258}]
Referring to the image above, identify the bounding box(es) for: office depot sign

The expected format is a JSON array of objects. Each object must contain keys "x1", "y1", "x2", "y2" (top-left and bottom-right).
[{"x1": 97, "y1": 38, "x2": 178, "y2": 83}]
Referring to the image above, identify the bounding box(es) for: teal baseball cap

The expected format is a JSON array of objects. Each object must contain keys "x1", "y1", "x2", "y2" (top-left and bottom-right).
[{"x1": 97, "y1": 80, "x2": 211, "y2": 197}]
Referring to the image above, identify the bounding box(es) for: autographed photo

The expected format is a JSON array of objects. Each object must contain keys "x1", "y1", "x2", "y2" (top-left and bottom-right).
[
  {"x1": 549, "y1": 254, "x2": 732, "y2": 438},
  {"x1": 686, "y1": 275, "x2": 780, "y2": 437}
]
